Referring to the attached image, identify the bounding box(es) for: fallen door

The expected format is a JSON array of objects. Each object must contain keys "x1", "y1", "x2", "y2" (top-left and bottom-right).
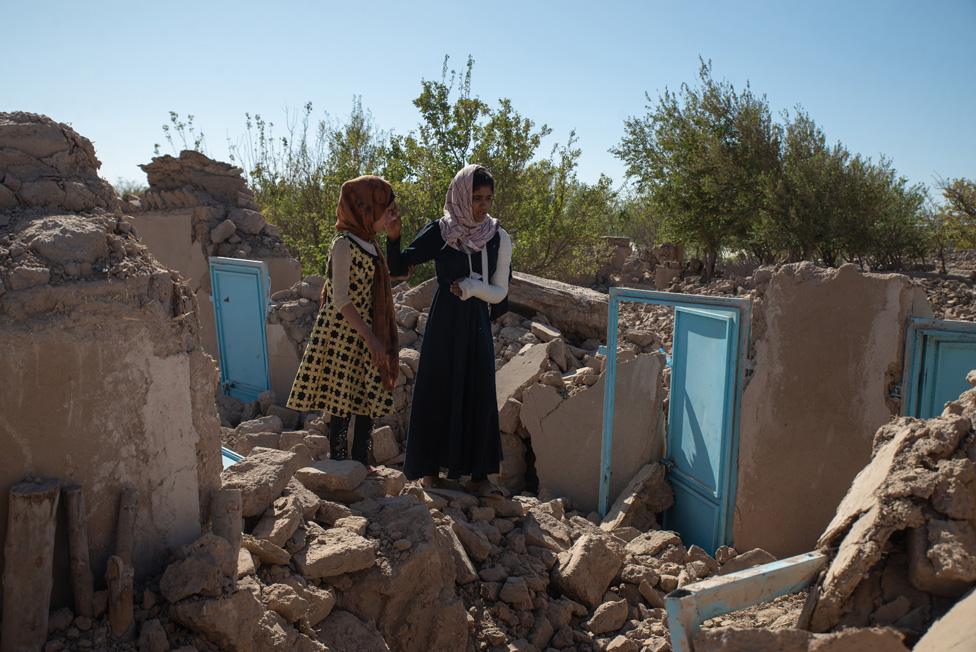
[
  {"x1": 209, "y1": 257, "x2": 271, "y2": 403},
  {"x1": 664, "y1": 306, "x2": 741, "y2": 553},
  {"x1": 904, "y1": 317, "x2": 976, "y2": 419}
]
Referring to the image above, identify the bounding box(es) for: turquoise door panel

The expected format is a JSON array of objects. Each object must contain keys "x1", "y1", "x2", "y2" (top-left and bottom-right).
[
  {"x1": 664, "y1": 306, "x2": 738, "y2": 553},
  {"x1": 905, "y1": 319, "x2": 976, "y2": 419},
  {"x1": 210, "y1": 257, "x2": 271, "y2": 403},
  {"x1": 221, "y1": 446, "x2": 243, "y2": 469}
]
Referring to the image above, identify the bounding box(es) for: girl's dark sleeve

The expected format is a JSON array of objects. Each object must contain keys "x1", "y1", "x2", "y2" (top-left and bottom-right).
[{"x1": 386, "y1": 221, "x2": 445, "y2": 276}]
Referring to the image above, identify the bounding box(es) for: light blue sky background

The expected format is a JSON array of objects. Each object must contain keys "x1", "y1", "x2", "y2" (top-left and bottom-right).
[{"x1": 4, "y1": 0, "x2": 974, "y2": 197}]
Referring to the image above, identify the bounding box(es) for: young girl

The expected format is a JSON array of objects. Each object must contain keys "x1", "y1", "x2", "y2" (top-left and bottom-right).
[
  {"x1": 386, "y1": 164, "x2": 512, "y2": 494},
  {"x1": 287, "y1": 175, "x2": 399, "y2": 464}
]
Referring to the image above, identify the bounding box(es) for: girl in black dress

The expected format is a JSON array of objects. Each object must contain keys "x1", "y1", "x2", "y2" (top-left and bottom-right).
[{"x1": 386, "y1": 165, "x2": 513, "y2": 494}]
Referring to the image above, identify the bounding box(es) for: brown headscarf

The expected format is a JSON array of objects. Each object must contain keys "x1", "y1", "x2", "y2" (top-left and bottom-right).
[{"x1": 333, "y1": 175, "x2": 398, "y2": 391}]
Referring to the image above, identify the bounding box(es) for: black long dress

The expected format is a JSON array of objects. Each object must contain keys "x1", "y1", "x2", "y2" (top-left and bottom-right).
[{"x1": 387, "y1": 220, "x2": 507, "y2": 481}]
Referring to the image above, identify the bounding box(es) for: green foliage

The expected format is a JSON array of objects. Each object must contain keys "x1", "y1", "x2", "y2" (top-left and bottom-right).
[
  {"x1": 939, "y1": 178, "x2": 976, "y2": 248},
  {"x1": 614, "y1": 60, "x2": 934, "y2": 274},
  {"x1": 154, "y1": 111, "x2": 207, "y2": 156},
  {"x1": 162, "y1": 57, "x2": 951, "y2": 282},
  {"x1": 613, "y1": 60, "x2": 781, "y2": 277},
  {"x1": 385, "y1": 56, "x2": 614, "y2": 281},
  {"x1": 113, "y1": 177, "x2": 147, "y2": 198},
  {"x1": 228, "y1": 99, "x2": 387, "y2": 274}
]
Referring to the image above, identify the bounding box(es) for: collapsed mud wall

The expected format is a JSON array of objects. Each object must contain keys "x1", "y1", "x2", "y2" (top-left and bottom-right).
[
  {"x1": 0, "y1": 113, "x2": 222, "y2": 617},
  {"x1": 735, "y1": 263, "x2": 932, "y2": 557},
  {"x1": 126, "y1": 150, "x2": 302, "y2": 371}
]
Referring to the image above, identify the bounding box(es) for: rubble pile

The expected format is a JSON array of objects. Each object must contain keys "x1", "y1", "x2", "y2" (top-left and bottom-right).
[
  {"x1": 42, "y1": 439, "x2": 786, "y2": 652},
  {"x1": 913, "y1": 275, "x2": 976, "y2": 322},
  {"x1": 0, "y1": 112, "x2": 118, "y2": 214},
  {"x1": 805, "y1": 372, "x2": 976, "y2": 637},
  {"x1": 693, "y1": 376, "x2": 976, "y2": 652},
  {"x1": 254, "y1": 273, "x2": 668, "y2": 491},
  {"x1": 133, "y1": 150, "x2": 291, "y2": 262}
]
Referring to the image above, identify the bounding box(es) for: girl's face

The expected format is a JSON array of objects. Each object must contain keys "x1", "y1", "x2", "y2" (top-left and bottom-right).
[
  {"x1": 373, "y1": 202, "x2": 399, "y2": 234},
  {"x1": 471, "y1": 185, "x2": 493, "y2": 223}
]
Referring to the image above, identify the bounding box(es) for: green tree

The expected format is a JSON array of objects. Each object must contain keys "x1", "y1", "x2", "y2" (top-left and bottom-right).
[
  {"x1": 938, "y1": 177, "x2": 976, "y2": 248},
  {"x1": 613, "y1": 60, "x2": 781, "y2": 278},
  {"x1": 385, "y1": 56, "x2": 615, "y2": 281},
  {"x1": 229, "y1": 99, "x2": 387, "y2": 274}
]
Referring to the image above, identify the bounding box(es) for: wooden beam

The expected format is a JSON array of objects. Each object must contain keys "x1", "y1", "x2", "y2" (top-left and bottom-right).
[
  {"x1": 1, "y1": 478, "x2": 61, "y2": 652},
  {"x1": 64, "y1": 485, "x2": 95, "y2": 618},
  {"x1": 665, "y1": 550, "x2": 828, "y2": 652},
  {"x1": 107, "y1": 488, "x2": 138, "y2": 639}
]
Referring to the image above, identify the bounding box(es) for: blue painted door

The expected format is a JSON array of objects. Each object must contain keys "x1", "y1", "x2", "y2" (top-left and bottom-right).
[
  {"x1": 210, "y1": 257, "x2": 271, "y2": 403},
  {"x1": 905, "y1": 319, "x2": 976, "y2": 419},
  {"x1": 664, "y1": 306, "x2": 740, "y2": 553}
]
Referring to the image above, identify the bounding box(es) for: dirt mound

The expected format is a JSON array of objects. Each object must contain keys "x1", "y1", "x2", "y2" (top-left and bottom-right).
[{"x1": 0, "y1": 112, "x2": 117, "y2": 213}]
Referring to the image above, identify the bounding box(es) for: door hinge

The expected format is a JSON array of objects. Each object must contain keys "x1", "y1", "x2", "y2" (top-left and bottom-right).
[{"x1": 889, "y1": 383, "x2": 902, "y2": 400}]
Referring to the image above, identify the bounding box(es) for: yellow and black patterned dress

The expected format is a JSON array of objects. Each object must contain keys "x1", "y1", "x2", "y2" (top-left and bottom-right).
[{"x1": 286, "y1": 236, "x2": 394, "y2": 418}]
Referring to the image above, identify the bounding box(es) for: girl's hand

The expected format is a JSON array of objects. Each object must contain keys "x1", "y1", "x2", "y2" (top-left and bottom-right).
[
  {"x1": 451, "y1": 281, "x2": 463, "y2": 298},
  {"x1": 366, "y1": 334, "x2": 386, "y2": 371}
]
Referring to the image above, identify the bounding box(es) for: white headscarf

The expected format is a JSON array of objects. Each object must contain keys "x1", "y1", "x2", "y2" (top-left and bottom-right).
[{"x1": 438, "y1": 164, "x2": 499, "y2": 253}]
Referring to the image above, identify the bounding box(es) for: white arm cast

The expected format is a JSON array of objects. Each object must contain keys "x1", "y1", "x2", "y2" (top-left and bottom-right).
[{"x1": 458, "y1": 229, "x2": 512, "y2": 304}]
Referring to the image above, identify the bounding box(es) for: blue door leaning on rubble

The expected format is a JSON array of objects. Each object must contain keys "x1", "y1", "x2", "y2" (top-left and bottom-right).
[
  {"x1": 663, "y1": 306, "x2": 740, "y2": 553},
  {"x1": 210, "y1": 257, "x2": 271, "y2": 404},
  {"x1": 904, "y1": 317, "x2": 976, "y2": 419}
]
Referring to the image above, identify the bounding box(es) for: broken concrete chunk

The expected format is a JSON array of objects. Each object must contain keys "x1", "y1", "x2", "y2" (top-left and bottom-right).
[
  {"x1": 586, "y1": 598, "x2": 629, "y2": 635},
  {"x1": 451, "y1": 517, "x2": 493, "y2": 562},
  {"x1": 210, "y1": 219, "x2": 236, "y2": 244},
  {"x1": 530, "y1": 321, "x2": 562, "y2": 342},
  {"x1": 261, "y1": 583, "x2": 309, "y2": 623},
  {"x1": 531, "y1": 352, "x2": 666, "y2": 514},
  {"x1": 228, "y1": 207, "x2": 266, "y2": 234},
  {"x1": 495, "y1": 342, "x2": 552, "y2": 408},
  {"x1": 241, "y1": 534, "x2": 291, "y2": 566},
  {"x1": 625, "y1": 530, "x2": 682, "y2": 558},
  {"x1": 601, "y1": 462, "x2": 673, "y2": 533},
  {"x1": 137, "y1": 618, "x2": 169, "y2": 652},
  {"x1": 281, "y1": 478, "x2": 321, "y2": 520},
  {"x1": 251, "y1": 496, "x2": 303, "y2": 548},
  {"x1": 499, "y1": 576, "x2": 533, "y2": 610},
  {"x1": 159, "y1": 534, "x2": 235, "y2": 603},
  {"x1": 168, "y1": 590, "x2": 264, "y2": 652},
  {"x1": 371, "y1": 426, "x2": 399, "y2": 464},
  {"x1": 522, "y1": 508, "x2": 573, "y2": 552},
  {"x1": 499, "y1": 397, "x2": 522, "y2": 434},
  {"x1": 8, "y1": 265, "x2": 50, "y2": 290},
  {"x1": 334, "y1": 515, "x2": 368, "y2": 536},
  {"x1": 316, "y1": 499, "x2": 353, "y2": 525},
  {"x1": 315, "y1": 610, "x2": 391, "y2": 652},
  {"x1": 220, "y1": 447, "x2": 301, "y2": 517},
  {"x1": 236, "y1": 415, "x2": 284, "y2": 436},
  {"x1": 295, "y1": 459, "x2": 368, "y2": 493},
  {"x1": 437, "y1": 523, "x2": 478, "y2": 585},
  {"x1": 922, "y1": 519, "x2": 976, "y2": 587},
  {"x1": 552, "y1": 533, "x2": 624, "y2": 609},
  {"x1": 294, "y1": 528, "x2": 377, "y2": 579}
]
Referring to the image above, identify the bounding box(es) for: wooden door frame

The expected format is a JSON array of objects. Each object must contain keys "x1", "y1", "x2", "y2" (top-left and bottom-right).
[
  {"x1": 209, "y1": 256, "x2": 272, "y2": 403},
  {"x1": 600, "y1": 286, "x2": 752, "y2": 551},
  {"x1": 902, "y1": 316, "x2": 976, "y2": 418}
]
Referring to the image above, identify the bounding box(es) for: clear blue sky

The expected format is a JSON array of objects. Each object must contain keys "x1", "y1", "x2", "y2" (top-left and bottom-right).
[{"x1": 4, "y1": 0, "x2": 974, "y2": 198}]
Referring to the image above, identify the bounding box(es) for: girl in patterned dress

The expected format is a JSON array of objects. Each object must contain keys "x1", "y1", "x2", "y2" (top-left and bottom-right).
[{"x1": 287, "y1": 176, "x2": 399, "y2": 464}]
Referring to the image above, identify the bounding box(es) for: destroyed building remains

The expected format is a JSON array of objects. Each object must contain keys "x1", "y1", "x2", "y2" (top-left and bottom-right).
[{"x1": 1, "y1": 113, "x2": 975, "y2": 651}]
